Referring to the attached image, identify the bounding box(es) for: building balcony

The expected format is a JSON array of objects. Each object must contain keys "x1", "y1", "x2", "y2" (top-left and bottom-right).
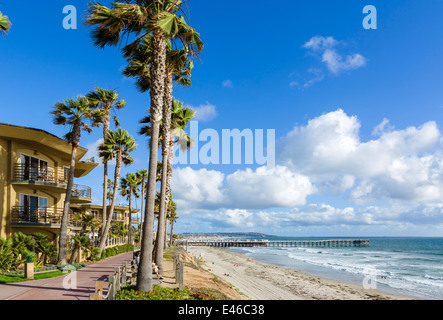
[
  {"x1": 10, "y1": 206, "x2": 82, "y2": 228},
  {"x1": 71, "y1": 184, "x2": 92, "y2": 203},
  {"x1": 12, "y1": 163, "x2": 67, "y2": 190},
  {"x1": 12, "y1": 164, "x2": 92, "y2": 202},
  {"x1": 131, "y1": 217, "x2": 141, "y2": 224}
]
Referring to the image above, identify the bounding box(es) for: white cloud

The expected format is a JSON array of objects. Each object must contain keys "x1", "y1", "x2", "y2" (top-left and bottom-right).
[
  {"x1": 187, "y1": 102, "x2": 217, "y2": 122},
  {"x1": 372, "y1": 118, "x2": 394, "y2": 137},
  {"x1": 169, "y1": 109, "x2": 443, "y2": 234},
  {"x1": 171, "y1": 165, "x2": 315, "y2": 211},
  {"x1": 225, "y1": 166, "x2": 315, "y2": 209},
  {"x1": 321, "y1": 49, "x2": 367, "y2": 74},
  {"x1": 82, "y1": 138, "x2": 121, "y2": 166},
  {"x1": 302, "y1": 36, "x2": 339, "y2": 52},
  {"x1": 299, "y1": 35, "x2": 367, "y2": 79},
  {"x1": 171, "y1": 167, "x2": 226, "y2": 210},
  {"x1": 278, "y1": 109, "x2": 443, "y2": 204},
  {"x1": 222, "y1": 79, "x2": 233, "y2": 88},
  {"x1": 290, "y1": 68, "x2": 325, "y2": 88},
  {"x1": 186, "y1": 202, "x2": 443, "y2": 232},
  {"x1": 82, "y1": 138, "x2": 105, "y2": 165}
]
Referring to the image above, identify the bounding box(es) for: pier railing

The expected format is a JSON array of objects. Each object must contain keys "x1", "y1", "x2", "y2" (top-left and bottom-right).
[{"x1": 179, "y1": 239, "x2": 370, "y2": 248}]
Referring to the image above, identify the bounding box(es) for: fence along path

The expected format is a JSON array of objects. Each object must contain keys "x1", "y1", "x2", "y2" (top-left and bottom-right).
[
  {"x1": 89, "y1": 253, "x2": 185, "y2": 300},
  {"x1": 89, "y1": 260, "x2": 135, "y2": 300}
]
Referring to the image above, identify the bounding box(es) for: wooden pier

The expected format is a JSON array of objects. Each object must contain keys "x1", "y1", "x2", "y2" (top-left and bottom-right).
[{"x1": 180, "y1": 239, "x2": 370, "y2": 248}]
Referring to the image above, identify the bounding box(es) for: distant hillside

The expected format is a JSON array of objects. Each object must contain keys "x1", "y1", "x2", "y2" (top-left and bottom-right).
[{"x1": 179, "y1": 232, "x2": 276, "y2": 238}]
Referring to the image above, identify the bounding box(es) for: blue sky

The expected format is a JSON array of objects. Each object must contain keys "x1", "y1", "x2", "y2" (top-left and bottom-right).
[{"x1": 2, "y1": 1, "x2": 443, "y2": 236}]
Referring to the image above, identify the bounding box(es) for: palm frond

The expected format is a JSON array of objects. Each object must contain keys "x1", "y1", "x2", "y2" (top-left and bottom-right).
[{"x1": 0, "y1": 11, "x2": 11, "y2": 35}]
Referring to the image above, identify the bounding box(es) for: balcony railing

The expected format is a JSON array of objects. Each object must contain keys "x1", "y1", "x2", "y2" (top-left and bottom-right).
[
  {"x1": 10, "y1": 206, "x2": 82, "y2": 227},
  {"x1": 13, "y1": 164, "x2": 67, "y2": 185},
  {"x1": 13, "y1": 165, "x2": 91, "y2": 200},
  {"x1": 72, "y1": 184, "x2": 92, "y2": 200}
]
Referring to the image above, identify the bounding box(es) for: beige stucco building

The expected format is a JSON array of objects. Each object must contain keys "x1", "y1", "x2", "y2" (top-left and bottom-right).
[
  {"x1": 71, "y1": 203, "x2": 140, "y2": 228},
  {"x1": 0, "y1": 122, "x2": 140, "y2": 256},
  {"x1": 0, "y1": 123, "x2": 98, "y2": 244}
]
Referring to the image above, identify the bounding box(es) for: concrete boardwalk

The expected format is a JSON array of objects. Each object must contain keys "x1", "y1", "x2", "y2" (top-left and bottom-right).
[{"x1": 0, "y1": 252, "x2": 143, "y2": 300}]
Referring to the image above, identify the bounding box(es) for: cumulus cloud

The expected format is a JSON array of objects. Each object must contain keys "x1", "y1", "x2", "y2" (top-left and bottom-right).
[
  {"x1": 187, "y1": 102, "x2": 217, "y2": 122},
  {"x1": 169, "y1": 109, "x2": 443, "y2": 233},
  {"x1": 371, "y1": 118, "x2": 394, "y2": 137},
  {"x1": 278, "y1": 109, "x2": 443, "y2": 204},
  {"x1": 225, "y1": 166, "x2": 315, "y2": 209},
  {"x1": 171, "y1": 167, "x2": 226, "y2": 210},
  {"x1": 171, "y1": 165, "x2": 315, "y2": 211},
  {"x1": 187, "y1": 202, "x2": 443, "y2": 232}
]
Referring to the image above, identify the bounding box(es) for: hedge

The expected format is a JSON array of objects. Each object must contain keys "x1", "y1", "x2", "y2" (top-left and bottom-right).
[{"x1": 100, "y1": 244, "x2": 134, "y2": 260}]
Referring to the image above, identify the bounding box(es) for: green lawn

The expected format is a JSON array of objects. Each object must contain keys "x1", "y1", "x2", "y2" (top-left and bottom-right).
[{"x1": 0, "y1": 270, "x2": 67, "y2": 283}]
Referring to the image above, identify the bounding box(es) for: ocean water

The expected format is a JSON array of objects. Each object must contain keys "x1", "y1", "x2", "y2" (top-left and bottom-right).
[{"x1": 227, "y1": 237, "x2": 443, "y2": 300}]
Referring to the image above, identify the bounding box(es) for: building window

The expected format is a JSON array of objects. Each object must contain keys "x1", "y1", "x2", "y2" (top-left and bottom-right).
[
  {"x1": 19, "y1": 194, "x2": 48, "y2": 223},
  {"x1": 20, "y1": 154, "x2": 48, "y2": 181},
  {"x1": 91, "y1": 210, "x2": 99, "y2": 219},
  {"x1": 63, "y1": 166, "x2": 70, "y2": 183}
]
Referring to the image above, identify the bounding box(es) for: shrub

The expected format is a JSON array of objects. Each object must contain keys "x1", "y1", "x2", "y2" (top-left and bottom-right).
[
  {"x1": 0, "y1": 238, "x2": 16, "y2": 272},
  {"x1": 100, "y1": 244, "x2": 134, "y2": 260},
  {"x1": 116, "y1": 285, "x2": 206, "y2": 300},
  {"x1": 0, "y1": 233, "x2": 38, "y2": 272}
]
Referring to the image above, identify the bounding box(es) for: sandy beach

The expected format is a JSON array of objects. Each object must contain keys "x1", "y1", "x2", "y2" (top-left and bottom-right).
[{"x1": 186, "y1": 245, "x2": 416, "y2": 300}]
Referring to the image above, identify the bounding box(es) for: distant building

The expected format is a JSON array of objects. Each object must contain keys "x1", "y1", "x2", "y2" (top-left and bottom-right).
[{"x1": 70, "y1": 203, "x2": 140, "y2": 227}]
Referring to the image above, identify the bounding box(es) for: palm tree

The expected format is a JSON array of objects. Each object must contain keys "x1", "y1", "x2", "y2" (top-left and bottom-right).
[
  {"x1": 138, "y1": 100, "x2": 194, "y2": 259},
  {"x1": 12, "y1": 232, "x2": 36, "y2": 263},
  {"x1": 86, "y1": 0, "x2": 203, "y2": 292},
  {"x1": 110, "y1": 221, "x2": 128, "y2": 238},
  {"x1": 97, "y1": 128, "x2": 137, "y2": 254},
  {"x1": 106, "y1": 178, "x2": 115, "y2": 205},
  {"x1": 86, "y1": 87, "x2": 125, "y2": 230},
  {"x1": 33, "y1": 233, "x2": 57, "y2": 265},
  {"x1": 166, "y1": 198, "x2": 178, "y2": 246},
  {"x1": 69, "y1": 212, "x2": 100, "y2": 263},
  {"x1": 161, "y1": 101, "x2": 193, "y2": 253},
  {"x1": 119, "y1": 173, "x2": 141, "y2": 245},
  {"x1": 0, "y1": 11, "x2": 11, "y2": 35},
  {"x1": 51, "y1": 96, "x2": 104, "y2": 265},
  {"x1": 123, "y1": 37, "x2": 194, "y2": 275},
  {"x1": 164, "y1": 99, "x2": 194, "y2": 221},
  {"x1": 136, "y1": 169, "x2": 148, "y2": 243}
]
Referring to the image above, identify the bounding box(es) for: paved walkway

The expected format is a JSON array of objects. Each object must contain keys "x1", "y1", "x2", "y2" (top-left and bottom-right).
[{"x1": 0, "y1": 252, "x2": 150, "y2": 300}]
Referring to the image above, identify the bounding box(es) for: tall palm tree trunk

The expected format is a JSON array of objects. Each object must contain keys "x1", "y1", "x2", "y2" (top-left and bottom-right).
[
  {"x1": 98, "y1": 152, "x2": 122, "y2": 253},
  {"x1": 139, "y1": 177, "x2": 145, "y2": 244},
  {"x1": 137, "y1": 32, "x2": 167, "y2": 292},
  {"x1": 138, "y1": 122, "x2": 160, "y2": 292},
  {"x1": 69, "y1": 219, "x2": 89, "y2": 264},
  {"x1": 58, "y1": 122, "x2": 81, "y2": 265},
  {"x1": 101, "y1": 111, "x2": 111, "y2": 232},
  {"x1": 128, "y1": 187, "x2": 133, "y2": 245},
  {"x1": 169, "y1": 219, "x2": 175, "y2": 246},
  {"x1": 102, "y1": 164, "x2": 108, "y2": 228},
  {"x1": 165, "y1": 134, "x2": 174, "y2": 245},
  {"x1": 154, "y1": 74, "x2": 173, "y2": 273}
]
